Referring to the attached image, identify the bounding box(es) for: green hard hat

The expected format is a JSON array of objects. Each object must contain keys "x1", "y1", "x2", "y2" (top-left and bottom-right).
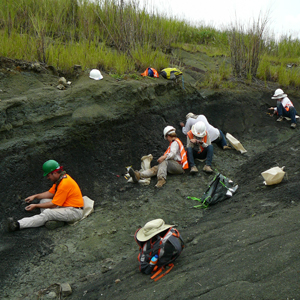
[{"x1": 42, "y1": 160, "x2": 60, "y2": 176}]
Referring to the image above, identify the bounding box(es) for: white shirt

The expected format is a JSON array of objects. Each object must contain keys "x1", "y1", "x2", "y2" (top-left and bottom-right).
[
  {"x1": 182, "y1": 115, "x2": 220, "y2": 142},
  {"x1": 274, "y1": 96, "x2": 294, "y2": 112},
  {"x1": 165, "y1": 140, "x2": 181, "y2": 161}
]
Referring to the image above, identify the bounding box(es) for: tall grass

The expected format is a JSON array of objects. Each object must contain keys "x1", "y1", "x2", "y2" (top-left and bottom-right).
[
  {"x1": 0, "y1": 0, "x2": 300, "y2": 87},
  {"x1": 227, "y1": 12, "x2": 269, "y2": 80}
]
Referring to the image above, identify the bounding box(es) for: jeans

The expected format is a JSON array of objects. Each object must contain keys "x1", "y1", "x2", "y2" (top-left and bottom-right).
[
  {"x1": 277, "y1": 102, "x2": 297, "y2": 123},
  {"x1": 213, "y1": 129, "x2": 227, "y2": 148},
  {"x1": 187, "y1": 145, "x2": 213, "y2": 167}
]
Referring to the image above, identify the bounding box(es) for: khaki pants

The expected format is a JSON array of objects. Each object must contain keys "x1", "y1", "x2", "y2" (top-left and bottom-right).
[
  {"x1": 18, "y1": 199, "x2": 83, "y2": 229},
  {"x1": 140, "y1": 159, "x2": 184, "y2": 180}
]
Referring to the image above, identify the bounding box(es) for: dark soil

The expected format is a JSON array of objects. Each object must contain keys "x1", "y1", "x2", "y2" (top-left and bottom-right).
[{"x1": 0, "y1": 53, "x2": 300, "y2": 300}]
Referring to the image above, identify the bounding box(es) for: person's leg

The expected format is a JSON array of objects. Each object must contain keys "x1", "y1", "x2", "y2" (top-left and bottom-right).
[
  {"x1": 166, "y1": 160, "x2": 184, "y2": 175},
  {"x1": 187, "y1": 147, "x2": 196, "y2": 167},
  {"x1": 289, "y1": 107, "x2": 297, "y2": 124},
  {"x1": 18, "y1": 207, "x2": 83, "y2": 229},
  {"x1": 157, "y1": 160, "x2": 168, "y2": 179},
  {"x1": 197, "y1": 146, "x2": 213, "y2": 173},
  {"x1": 277, "y1": 101, "x2": 284, "y2": 117},
  {"x1": 218, "y1": 130, "x2": 229, "y2": 149},
  {"x1": 140, "y1": 166, "x2": 158, "y2": 178},
  {"x1": 205, "y1": 145, "x2": 214, "y2": 166}
]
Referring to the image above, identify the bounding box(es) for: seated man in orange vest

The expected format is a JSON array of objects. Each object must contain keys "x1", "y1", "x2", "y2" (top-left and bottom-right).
[
  {"x1": 129, "y1": 126, "x2": 188, "y2": 188},
  {"x1": 7, "y1": 160, "x2": 84, "y2": 231},
  {"x1": 187, "y1": 121, "x2": 214, "y2": 174}
]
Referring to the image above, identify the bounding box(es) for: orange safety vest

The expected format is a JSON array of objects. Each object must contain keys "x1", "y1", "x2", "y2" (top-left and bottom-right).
[
  {"x1": 187, "y1": 130, "x2": 207, "y2": 153},
  {"x1": 164, "y1": 138, "x2": 189, "y2": 169}
]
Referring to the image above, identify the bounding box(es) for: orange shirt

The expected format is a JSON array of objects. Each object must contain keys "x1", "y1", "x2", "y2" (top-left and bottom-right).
[{"x1": 49, "y1": 174, "x2": 83, "y2": 207}]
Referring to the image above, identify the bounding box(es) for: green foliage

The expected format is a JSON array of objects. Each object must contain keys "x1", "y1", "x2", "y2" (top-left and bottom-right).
[{"x1": 0, "y1": 0, "x2": 300, "y2": 87}]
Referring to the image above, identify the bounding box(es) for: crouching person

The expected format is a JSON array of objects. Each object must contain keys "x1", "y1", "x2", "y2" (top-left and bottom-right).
[
  {"x1": 7, "y1": 160, "x2": 84, "y2": 231},
  {"x1": 187, "y1": 121, "x2": 214, "y2": 174},
  {"x1": 134, "y1": 219, "x2": 184, "y2": 280},
  {"x1": 129, "y1": 126, "x2": 188, "y2": 188}
]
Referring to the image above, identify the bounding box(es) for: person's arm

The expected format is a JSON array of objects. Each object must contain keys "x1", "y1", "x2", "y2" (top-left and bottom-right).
[
  {"x1": 201, "y1": 134, "x2": 211, "y2": 148},
  {"x1": 25, "y1": 200, "x2": 57, "y2": 211},
  {"x1": 25, "y1": 191, "x2": 54, "y2": 203},
  {"x1": 166, "y1": 141, "x2": 180, "y2": 160},
  {"x1": 157, "y1": 154, "x2": 167, "y2": 164},
  {"x1": 182, "y1": 119, "x2": 192, "y2": 135}
]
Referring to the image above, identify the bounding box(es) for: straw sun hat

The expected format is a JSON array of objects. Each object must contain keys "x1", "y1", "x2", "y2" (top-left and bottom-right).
[{"x1": 136, "y1": 219, "x2": 173, "y2": 242}]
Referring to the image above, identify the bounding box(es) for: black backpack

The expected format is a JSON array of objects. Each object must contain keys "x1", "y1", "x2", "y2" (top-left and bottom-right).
[
  {"x1": 188, "y1": 173, "x2": 238, "y2": 208},
  {"x1": 134, "y1": 227, "x2": 184, "y2": 281}
]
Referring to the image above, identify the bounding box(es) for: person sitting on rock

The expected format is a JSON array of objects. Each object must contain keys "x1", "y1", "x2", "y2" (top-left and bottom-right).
[
  {"x1": 7, "y1": 160, "x2": 84, "y2": 231},
  {"x1": 268, "y1": 88, "x2": 297, "y2": 129},
  {"x1": 129, "y1": 126, "x2": 188, "y2": 188},
  {"x1": 186, "y1": 121, "x2": 214, "y2": 174},
  {"x1": 180, "y1": 112, "x2": 230, "y2": 150}
]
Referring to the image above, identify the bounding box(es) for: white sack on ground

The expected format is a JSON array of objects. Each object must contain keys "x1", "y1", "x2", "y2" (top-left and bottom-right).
[
  {"x1": 127, "y1": 154, "x2": 153, "y2": 186},
  {"x1": 226, "y1": 133, "x2": 247, "y2": 154},
  {"x1": 261, "y1": 166, "x2": 285, "y2": 185},
  {"x1": 69, "y1": 196, "x2": 94, "y2": 225}
]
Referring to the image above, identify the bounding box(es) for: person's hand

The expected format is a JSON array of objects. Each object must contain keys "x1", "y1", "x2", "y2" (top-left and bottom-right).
[
  {"x1": 25, "y1": 195, "x2": 36, "y2": 203},
  {"x1": 190, "y1": 139, "x2": 198, "y2": 144},
  {"x1": 268, "y1": 107, "x2": 275, "y2": 111},
  {"x1": 25, "y1": 204, "x2": 37, "y2": 211},
  {"x1": 157, "y1": 155, "x2": 166, "y2": 164},
  {"x1": 179, "y1": 122, "x2": 184, "y2": 128}
]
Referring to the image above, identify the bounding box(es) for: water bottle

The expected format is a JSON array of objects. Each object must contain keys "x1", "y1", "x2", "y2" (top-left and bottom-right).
[{"x1": 150, "y1": 254, "x2": 158, "y2": 265}]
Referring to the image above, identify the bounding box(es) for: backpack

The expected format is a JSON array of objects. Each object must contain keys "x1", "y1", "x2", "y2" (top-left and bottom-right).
[
  {"x1": 134, "y1": 227, "x2": 184, "y2": 281},
  {"x1": 188, "y1": 173, "x2": 238, "y2": 208},
  {"x1": 160, "y1": 68, "x2": 182, "y2": 80},
  {"x1": 141, "y1": 67, "x2": 159, "y2": 78}
]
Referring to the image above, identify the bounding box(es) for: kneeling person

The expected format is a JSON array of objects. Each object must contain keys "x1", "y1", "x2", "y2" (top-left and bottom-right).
[
  {"x1": 7, "y1": 160, "x2": 84, "y2": 231},
  {"x1": 187, "y1": 121, "x2": 214, "y2": 173}
]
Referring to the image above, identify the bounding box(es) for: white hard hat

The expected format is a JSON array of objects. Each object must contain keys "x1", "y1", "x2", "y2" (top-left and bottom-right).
[
  {"x1": 272, "y1": 88, "x2": 287, "y2": 99},
  {"x1": 89, "y1": 69, "x2": 103, "y2": 80},
  {"x1": 192, "y1": 121, "x2": 206, "y2": 138},
  {"x1": 163, "y1": 126, "x2": 176, "y2": 139}
]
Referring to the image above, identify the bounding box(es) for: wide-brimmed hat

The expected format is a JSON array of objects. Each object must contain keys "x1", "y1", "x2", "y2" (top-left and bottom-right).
[
  {"x1": 272, "y1": 88, "x2": 287, "y2": 99},
  {"x1": 136, "y1": 219, "x2": 173, "y2": 242}
]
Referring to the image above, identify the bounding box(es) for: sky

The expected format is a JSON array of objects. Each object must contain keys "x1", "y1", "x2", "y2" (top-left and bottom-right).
[{"x1": 130, "y1": 0, "x2": 300, "y2": 39}]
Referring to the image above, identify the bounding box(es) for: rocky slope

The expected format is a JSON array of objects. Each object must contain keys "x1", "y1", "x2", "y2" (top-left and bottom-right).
[{"x1": 0, "y1": 53, "x2": 300, "y2": 300}]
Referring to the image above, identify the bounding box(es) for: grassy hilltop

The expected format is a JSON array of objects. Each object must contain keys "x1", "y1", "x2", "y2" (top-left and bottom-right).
[{"x1": 1, "y1": 0, "x2": 300, "y2": 88}]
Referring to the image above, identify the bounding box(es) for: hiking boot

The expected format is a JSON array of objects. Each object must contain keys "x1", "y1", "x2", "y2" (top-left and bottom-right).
[
  {"x1": 190, "y1": 166, "x2": 198, "y2": 173},
  {"x1": 45, "y1": 220, "x2": 65, "y2": 230},
  {"x1": 203, "y1": 165, "x2": 213, "y2": 173},
  {"x1": 277, "y1": 116, "x2": 284, "y2": 122},
  {"x1": 128, "y1": 167, "x2": 141, "y2": 183},
  {"x1": 291, "y1": 123, "x2": 296, "y2": 129},
  {"x1": 155, "y1": 178, "x2": 166, "y2": 188},
  {"x1": 7, "y1": 217, "x2": 20, "y2": 232}
]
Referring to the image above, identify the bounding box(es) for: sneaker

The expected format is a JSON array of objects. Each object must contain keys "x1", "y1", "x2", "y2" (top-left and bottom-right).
[
  {"x1": 45, "y1": 220, "x2": 65, "y2": 230},
  {"x1": 203, "y1": 165, "x2": 213, "y2": 173},
  {"x1": 190, "y1": 166, "x2": 198, "y2": 173},
  {"x1": 155, "y1": 178, "x2": 166, "y2": 188},
  {"x1": 7, "y1": 217, "x2": 20, "y2": 232},
  {"x1": 128, "y1": 167, "x2": 141, "y2": 183},
  {"x1": 277, "y1": 116, "x2": 284, "y2": 122},
  {"x1": 291, "y1": 123, "x2": 296, "y2": 129}
]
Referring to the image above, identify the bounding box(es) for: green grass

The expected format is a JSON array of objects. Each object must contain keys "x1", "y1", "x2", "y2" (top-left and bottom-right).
[{"x1": 0, "y1": 0, "x2": 300, "y2": 88}]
